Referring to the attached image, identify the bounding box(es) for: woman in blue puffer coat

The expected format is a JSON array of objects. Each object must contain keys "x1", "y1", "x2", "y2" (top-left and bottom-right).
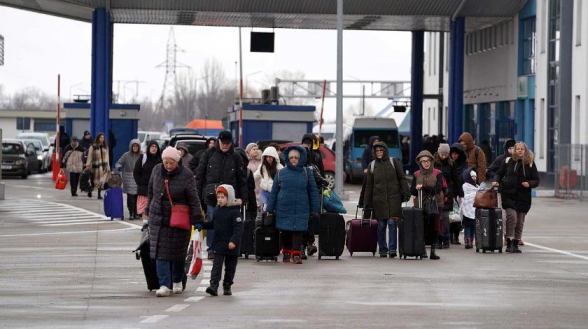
[{"x1": 267, "y1": 146, "x2": 320, "y2": 264}]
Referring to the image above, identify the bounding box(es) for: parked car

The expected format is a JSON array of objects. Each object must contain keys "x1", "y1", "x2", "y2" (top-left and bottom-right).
[
  {"x1": 279, "y1": 143, "x2": 344, "y2": 190},
  {"x1": 138, "y1": 131, "x2": 163, "y2": 152},
  {"x1": 257, "y1": 140, "x2": 293, "y2": 150},
  {"x1": 168, "y1": 134, "x2": 208, "y2": 156},
  {"x1": 19, "y1": 139, "x2": 46, "y2": 173},
  {"x1": 1, "y1": 139, "x2": 37, "y2": 179},
  {"x1": 155, "y1": 136, "x2": 170, "y2": 151},
  {"x1": 16, "y1": 132, "x2": 54, "y2": 172}
]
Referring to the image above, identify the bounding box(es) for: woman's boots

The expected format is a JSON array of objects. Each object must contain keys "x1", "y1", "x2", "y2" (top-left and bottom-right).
[
  {"x1": 430, "y1": 244, "x2": 440, "y2": 260},
  {"x1": 506, "y1": 239, "x2": 513, "y2": 253},
  {"x1": 282, "y1": 250, "x2": 292, "y2": 263},
  {"x1": 512, "y1": 239, "x2": 522, "y2": 253},
  {"x1": 291, "y1": 251, "x2": 303, "y2": 264},
  {"x1": 97, "y1": 188, "x2": 102, "y2": 200}
]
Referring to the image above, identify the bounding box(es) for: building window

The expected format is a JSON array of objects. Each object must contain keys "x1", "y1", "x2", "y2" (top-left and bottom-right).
[
  {"x1": 523, "y1": 17, "x2": 537, "y2": 75},
  {"x1": 16, "y1": 117, "x2": 31, "y2": 130},
  {"x1": 33, "y1": 119, "x2": 55, "y2": 132},
  {"x1": 547, "y1": 0, "x2": 561, "y2": 171}
]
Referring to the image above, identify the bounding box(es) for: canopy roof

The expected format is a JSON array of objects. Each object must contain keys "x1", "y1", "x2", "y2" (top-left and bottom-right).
[{"x1": 0, "y1": 0, "x2": 528, "y2": 32}]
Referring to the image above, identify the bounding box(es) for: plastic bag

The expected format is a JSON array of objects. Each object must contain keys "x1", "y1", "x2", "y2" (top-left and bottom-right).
[
  {"x1": 55, "y1": 169, "x2": 68, "y2": 190},
  {"x1": 186, "y1": 231, "x2": 203, "y2": 279},
  {"x1": 322, "y1": 189, "x2": 347, "y2": 214},
  {"x1": 449, "y1": 199, "x2": 462, "y2": 223}
]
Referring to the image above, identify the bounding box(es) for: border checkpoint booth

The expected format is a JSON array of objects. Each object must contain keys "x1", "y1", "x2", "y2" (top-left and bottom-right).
[{"x1": 63, "y1": 102, "x2": 139, "y2": 169}]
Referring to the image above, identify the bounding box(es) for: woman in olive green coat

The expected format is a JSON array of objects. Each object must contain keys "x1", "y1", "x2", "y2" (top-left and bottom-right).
[{"x1": 363, "y1": 142, "x2": 410, "y2": 258}]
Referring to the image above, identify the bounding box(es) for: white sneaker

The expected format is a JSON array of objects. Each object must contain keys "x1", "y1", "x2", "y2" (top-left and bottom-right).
[
  {"x1": 172, "y1": 282, "x2": 183, "y2": 294},
  {"x1": 155, "y1": 286, "x2": 171, "y2": 297}
]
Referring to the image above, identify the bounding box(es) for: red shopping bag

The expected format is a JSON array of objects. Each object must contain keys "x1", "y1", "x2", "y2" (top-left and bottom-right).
[
  {"x1": 187, "y1": 231, "x2": 203, "y2": 279},
  {"x1": 55, "y1": 169, "x2": 68, "y2": 190}
]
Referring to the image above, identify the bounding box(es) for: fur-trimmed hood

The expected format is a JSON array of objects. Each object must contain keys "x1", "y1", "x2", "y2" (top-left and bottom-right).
[
  {"x1": 216, "y1": 184, "x2": 243, "y2": 207},
  {"x1": 511, "y1": 142, "x2": 535, "y2": 165}
]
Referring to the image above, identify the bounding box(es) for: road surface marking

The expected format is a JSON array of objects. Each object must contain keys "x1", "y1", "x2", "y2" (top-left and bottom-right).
[
  {"x1": 42, "y1": 221, "x2": 115, "y2": 226},
  {"x1": 140, "y1": 315, "x2": 169, "y2": 324},
  {"x1": 525, "y1": 242, "x2": 588, "y2": 262},
  {"x1": 196, "y1": 287, "x2": 207, "y2": 292},
  {"x1": 203, "y1": 265, "x2": 213, "y2": 271},
  {"x1": 347, "y1": 301, "x2": 485, "y2": 307},
  {"x1": 165, "y1": 304, "x2": 190, "y2": 312},
  {"x1": 0, "y1": 227, "x2": 136, "y2": 237},
  {"x1": 200, "y1": 279, "x2": 209, "y2": 285},
  {"x1": 203, "y1": 272, "x2": 211, "y2": 278},
  {"x1": 184, "y1": 296, "x2": 204, "y2": 303}
]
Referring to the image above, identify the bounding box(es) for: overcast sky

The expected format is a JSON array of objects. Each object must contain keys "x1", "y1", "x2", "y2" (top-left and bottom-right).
[{"x1": 0, "y1": 6, "x2": 412, "y2": 123}]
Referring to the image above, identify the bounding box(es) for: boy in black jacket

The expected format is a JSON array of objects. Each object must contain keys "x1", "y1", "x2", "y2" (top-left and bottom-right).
[{"x1": 204, "y1": 184, "x2": 243, "y2": 296}]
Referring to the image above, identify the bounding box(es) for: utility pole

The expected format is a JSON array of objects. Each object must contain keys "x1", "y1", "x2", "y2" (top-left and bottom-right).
[{"x1": 155, "y1": 27, "x2": 190, "y2": 112}]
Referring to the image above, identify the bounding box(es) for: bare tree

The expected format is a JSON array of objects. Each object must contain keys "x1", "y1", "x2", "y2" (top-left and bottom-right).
[
  {"x1": 197, "y1": 58, "x2": 230, "y2": 120},
  {"x1": 170, "y1": 71, "x2": 200, "y2": 126},
  {"x1": 264, "y1": 69, "x2": 313, "y2": 106}
]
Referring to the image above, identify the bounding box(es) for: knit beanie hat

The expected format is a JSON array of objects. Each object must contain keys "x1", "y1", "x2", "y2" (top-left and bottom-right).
[
  {"x1": 504, "y1": 139, "x2": 516, "y2": 150},
  {"x1": 216, "y1": 185, "x2": 228, "y2": 197},
  {"x1": 161, "y1": 147, "x2": 181, "y2": 162},
  {"x1": 246, "y1": 143, "x2": 258, "y2": 154},
  {"x1": 438, "y1": 143, "x2": 450, "y2": 155}
]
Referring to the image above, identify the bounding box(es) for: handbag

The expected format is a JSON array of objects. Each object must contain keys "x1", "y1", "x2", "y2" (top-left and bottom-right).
[
  {"x1": 165, "y1": 179, "x2": 191, "y2": 230},
  {"x1": 449, "y1": 199, "x2": 462, "y2": 223},
  {"x1": 55, "y1": 169, "x2": 68, "y2": 190},
  {"x1": 423, "y1": 196, "x2": 439, "y2": 215},
  {"x1": 473, "y1": 188, "x2": 498, "y2": 209}
]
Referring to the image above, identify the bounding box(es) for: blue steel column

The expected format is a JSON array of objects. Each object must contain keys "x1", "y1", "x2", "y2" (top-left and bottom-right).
[
  {"x1": 90, "y1": 8, "x2": 112, "y2": 140},
  {"x1": 410, "y1": 31, "x2": 424, "y2": 172},
  {"x1": 448, "y1": 18, "x2": 465, "y2": 144}
]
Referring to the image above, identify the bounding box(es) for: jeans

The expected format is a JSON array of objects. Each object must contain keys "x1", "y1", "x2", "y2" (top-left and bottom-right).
[
  {"x1": 206, "y1": 205, "x2": 216, "y2": 253},
  {"x1": 462, "y1": 216, "x2": 475, "y2": 239},
  {"x1": 156, "y1": 259, "x2": 185, "y2": 289},
  {"x1": 210, "y1": 254, "x2": 238, "y2": 286},
  {"x1": 377, "y1": 219, "x2": 397, "y2": 254},
  {"x1": 259, "y1": 190, "x2": 270, "y2": 207}
]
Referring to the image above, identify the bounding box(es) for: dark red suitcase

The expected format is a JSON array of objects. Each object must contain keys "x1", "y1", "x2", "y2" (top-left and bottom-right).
[{"x1": 345, "y1": 207, "x2": 378, "y2": 256}]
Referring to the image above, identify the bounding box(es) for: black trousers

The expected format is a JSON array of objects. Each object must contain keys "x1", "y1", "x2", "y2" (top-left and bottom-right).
[
  {"x1": 210, "y1": 254, "x2": 238, "y2": 286},
  {"x1": 303, "y1": 215, "x2": 317, "y2": 246},
  {"x1": 127, "y1": 194, "x2": 138, "y2": 214},
  {"x1": 69, "y1": 173, "x2": 80, "y2": 194},
  {"x1": 281, "y1": 230, "x2": 303, "y2": 252}
]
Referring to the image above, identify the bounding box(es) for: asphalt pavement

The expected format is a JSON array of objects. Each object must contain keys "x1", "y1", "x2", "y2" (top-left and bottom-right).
[{"x1": 0, "y1": 172, "x2": 587, "y2": 328}]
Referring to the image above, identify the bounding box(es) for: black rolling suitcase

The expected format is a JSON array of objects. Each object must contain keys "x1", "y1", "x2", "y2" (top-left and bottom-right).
[
  {"x1": 318, "y1": 213, "x2": 346, "y2": 260},
  {"x1": 254, "y1": 222, "x2": 280, "y2": 262},
  {"x1": 398, "y1": 193, "x2": 426, "y2": 259},
  {"x1": 475, "y1": 208, "x2": 503, "y2": 253},
  {"x1": 240, "y1": 207, "x2": 255, "y2": 259},
  {"x1": 134, "y1": 225, "x2": 187, "y2": 291}
]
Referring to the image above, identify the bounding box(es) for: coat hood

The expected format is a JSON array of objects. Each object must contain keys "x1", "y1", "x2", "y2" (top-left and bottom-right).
[
  {"x1": 301, "y1": 133, "x2": 316, "y2": 144},
  {"x1": 129, "y1": 139, "x2": 140, "y2": 153},
  {"x1": 458, "y1": 132, "x2": 475, "y2": 150},
  {"x1": 434, "y1": 152, "x2": 454, "y2": 166},
  {"x1": 462, "y1": 167, "x2": 478, "y2": 186},
  {"x1": 284, "y1": 145, "x2": 307, "y2": 169},
  {"x1": 511, "y1": 141, "x2": 535, "y2": 165},
  {"x1": 416, "y1": 150, "x2": 435, "y2": 174},
  {"x1": 450, "y1": 143, "x2": 467, "y2": 164},
  {"x1": 217, "y1": 184, "x2": 242, "y2": 207},
  {"x1": 146, "y1": 140, "x2": 161, "y2": 159},
  {"x1": 368, "y1": 135, "x2": 381, "y2": 147},
  {"x1": 234, "y1": 148, "x2": 249, "y2": 167},
  {"x1": 176, "y1": 144, "x2": 190, "y2": 155},
  {"x1": 371, "y1": 141, "x2": 390, "y2": 159},
  {"x1": 503, "y1": 139, "x2": 516, "y2": 156},
  {"x1": 262, "y1": 146, "x2": 281, "y2": 163}
]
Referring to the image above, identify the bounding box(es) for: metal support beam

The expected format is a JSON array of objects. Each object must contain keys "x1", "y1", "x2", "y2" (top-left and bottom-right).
[
  {"x1": 91, "y1": 8, "x2": 113, "y2": 141},
  {"x1": 410, "y1": 31, "x2": 424, "y2": 173},
  {"x1": 448, "y1": 18, "x2": 465, "y2": 144},
  {"x1": 559, "y1": 0, "x2": 573, "y2": 145},
  {"x1": 335, "y1": 0, "x2": 344, "y2": 195}
]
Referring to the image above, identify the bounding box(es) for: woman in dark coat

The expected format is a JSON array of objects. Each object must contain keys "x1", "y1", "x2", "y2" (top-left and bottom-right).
[
  {"x1": 433, "y1": 143, "x2": 463, "y2": 249},
  {"x1": 360, "y1": 135, "x2": 381, "y2": 172},
  {"x1": 449, "y1": 142, "x2": 467, "y2": 244},
  {"x1": 363, "y1": 141, "x2": 409, "y2": 258},
  {"x1": 410, "y1": 150, "x2": 444, "y2": 260},
  {"x1": 266, "y1": 146, "x2": 320, "y2": 264},
  {"x1": 492, "y1": 142, "x2": 539, "y2": 253},
  {"x1": 146, "y1": 147, "x2": 203, "y2": 297},
  {"x1": 134, "y1": 140, "x2": 161, "y2": 224}
]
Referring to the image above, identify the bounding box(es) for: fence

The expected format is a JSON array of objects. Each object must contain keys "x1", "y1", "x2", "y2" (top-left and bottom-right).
[{"x1": 554, "y1": 144, "x2": 588, "y2": 201}]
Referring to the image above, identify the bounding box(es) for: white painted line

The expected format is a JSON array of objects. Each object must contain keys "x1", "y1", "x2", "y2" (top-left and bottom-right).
[
  {"x1": 140, "y1": 315, "x2": 169, "y2": 324},
  {"x1": 203, "y1": 272, "x2": 210, "y2": 278},
  {"x1": 36, "y1": 218, "x2": 106, "y2": 224},
  {"x1": 203, "y1": 266, "x2": 213, "y2": 271},
  {"x1": 0, "y1": 227, "x2": 136, "y2": 237},
  {"x1": 196, "y1": 287, "x2": 207, "y2": 292},
  {"x1": 42, "y1": 221, "x2": 112, "y2": 226},
  {"x1": 202, "y1": 260, "x2": 212, "y2": 265},
  {"x1": 117, "y1": 220, "x2": 143, "y2": 229},
  {"x1": 165, "y1": 304, "x2": 190, "y2": 312},
  {"x1": 347, "y1": 301, "x2": 485, "y2": 307},
  {"x1": 525, "y1": 242, "x2": 588, "y2": 261},
  {"x1": 184, "y1": 297, "x2": 205, "y2": 303},
  {"x1": 259, "y1": 319, "x2": 307, "y2": 323},
  {"x1": 200, "y1": 279, "x2": 209, "y2": 285}
]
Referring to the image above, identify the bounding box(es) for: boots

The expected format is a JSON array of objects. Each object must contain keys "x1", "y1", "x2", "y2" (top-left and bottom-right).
[
  {"x1": 206, "y1": 282, "x2": 219, "y2": 296},
  {"x1": 300, "y1": 246, "x2": 308, "y2": 260},
  {"x1": 453, "y1": 233, "x2": 462, "y2": 245},
  {"x1": 430, "y1": 244, "x2": 440, "y2": 260},
  {"x1": 436, "y1": 237, "x2": 443, "y2": 249},
  {"x1": 307, "y1": 244, "x2": 318, "y2": 256},
  {"x1": 97, "y1": 188, "x2": 103, "y2": 200},
  {"x1": 223, "y1": 284, "x2": 232, "y2": 296},
  {"x1": 465, "y1": 237, "x2": 473, "y2": 249},
  {"x1": 505, "y1": 239, "x2": 513, "y2": 253},
  {"x1": 282, "y1": 250, "x2": 292, "y2": 263},
  {"x1": 513, "y1": 239, "x2": 522, "y2": 253},
  {"x1": 443, "y1": 238, "x2": 450, "y2": 249},
  {"x1": 421, "y1": 250, "x2": 428, "y2": 259},
  {"x1": 88, "y1": 191, "x2": 92, "y2": 198},
  {"x1": 292, "y1": 251, "x2": 303, "y2": 264}
]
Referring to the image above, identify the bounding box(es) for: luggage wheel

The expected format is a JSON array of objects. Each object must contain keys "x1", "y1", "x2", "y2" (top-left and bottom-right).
[
  {"x1": 335, "y1": 256, "x2": 339, "y2": 260},
  {"x1": 318, "y1": 255, "x2": 322, "y2": 260},
  {"x1": 349, "y1": 252, "x2": 353, "y2": 257},
  {"x1": 498, "y1": 249, "x2": 503, "y2": 254},
  {"x1": 483, "y1": 250, "x2": 486, "y2": 253},
  {"x1": 476, "y1": 248, "x2": 479, "y2": 253},
  {"x1": 245, "y1": 254, "x2": 249, "y2": 259}
]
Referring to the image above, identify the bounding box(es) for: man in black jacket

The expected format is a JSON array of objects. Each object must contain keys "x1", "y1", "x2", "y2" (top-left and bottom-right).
[
  {"x1": 190, "y1": 137, "x2": 217, "y2": 175},
  {"x1": 196, "y1": 131, "x2": 248, "y2": 258},
  {"x1": 487, "y1": 139, "x2": 516, "y2": 181}
]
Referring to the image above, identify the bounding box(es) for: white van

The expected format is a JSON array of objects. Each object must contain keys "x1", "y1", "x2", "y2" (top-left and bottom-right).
[{"x1": 138, "y1": 131, "x2": 163, "y2": 152}]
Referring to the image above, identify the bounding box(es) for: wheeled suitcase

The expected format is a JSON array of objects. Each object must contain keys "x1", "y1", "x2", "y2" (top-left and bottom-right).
[
  {"x1": 318, "y1": 213, "x2": 346, "y2": 260},
  {"x1": 398, "y1": 206, "x2": 426, "y2": 259},
  {"x1": 345, "y1": 207, "x2": 378, "y2": 256},
  {"x1": 241, "y1": 218, "x2": 256, "y2": 259},
  {"x1": 134, "y1": 225, "x2": 187, "y2": 291},
  {"x1": 80, "y1": 171, "x2": 93, "y2": 192},
  {"x1": 104, "y1": 187, "x2": 124, "y2": 220},
  {"x1": 475, "y1": 208, "x2": 503, "y2": 253},
  {"x1": 254, "y1": 226, "x2": 280, "y2": 262}
]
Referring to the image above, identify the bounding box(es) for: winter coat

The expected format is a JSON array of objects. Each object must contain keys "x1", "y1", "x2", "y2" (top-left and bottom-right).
[
  {"x1": 146, "y1": 163, "x2": 204, "y2": 262},
  {"x1": 254, "y1": 147, "x2": 284, "y2": 192},
  {"x1": 79, "y1": 137, "x2": 93, "y2": 151},
  {"x1": 190, "y1": 138, "x2": 216, "y2": 174},
  {"x1": 62, "y1": 144, "x2": 84, "y2": 173},
  {"x1": 267, "y1": 146, "x2": 320, "y2": 232},
  {"x1": 458, "y1": 132, "x2": 487, "y2": 183},
  {"x1": 434, "y1": 152, "x2": 463, "y2": 210},
  {"x1": 234, "y1": 148, "x2": 259, "y2": 218},
  {"x1": 133, "y1": 140, "x2": 161, "y2": 196},
  {"x1": 493, "y1": 151, "x2": 540, "y2": 213},
  {"x1": 460, "y1": 182, "x2": 478, "y2": 219},
  {"x1": 115, "y1": 139, "x2": 141, "y2": 195},
  {"x1": 487, "y1": 139, "x2": 516, "y2": 181},
  {"x1": 196, "y1": 142, "x2": 248, "y2": 206},
  {"x1": 363, "y1": 141, "x2": 409, "y2": 220},
  {"x1": 85, "y1": 143, "x2": 110, "y2": 186},
  {"x1": 410, "y1": 150, "x2": 444, "y2": 207},
  {"x1": 248, "y1": 158, "x2": 262, "y2": 204},
  {"x1": 361, "y1": 135, "x2": 381, "y2": 169},
  {"x1": 202, "y1": 185, "x2": 244, "y2": 256}
]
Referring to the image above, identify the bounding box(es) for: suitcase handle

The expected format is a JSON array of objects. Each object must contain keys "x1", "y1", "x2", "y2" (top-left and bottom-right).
[{"x1": 355, "y1": 206, "x2": 374, "y2": 227}]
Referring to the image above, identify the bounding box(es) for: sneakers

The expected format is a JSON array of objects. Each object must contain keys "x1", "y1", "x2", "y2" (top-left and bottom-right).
[
  {"x1": 436, "y1": 238, "x2": 443, "y2": 249},
  {"x1": 512, "y1": 239, "x2": 522, "y2": 253},
  {"x1": 292, "y1": 251, "x2": 303, "y2": 264},
  {"x1": 307, "y1": 245, "x2": 318, "y2": 256},
  {"x1": 505, "y1": 239, "x2": 513, "y2": 253},
  {"x1": 155, "y1": 286, "x2": 171, "y2": 297},
  {"x1": 519, "y1": 239, "x2": 524, "y2": 246},
  {"x1": 172, "y1": 282, "x2": 183, "y2": 294},
  {"x1": 206, "y1": 283, "x2": 219, "y2": 296},
  {"x1": 429, "y1": 245, "x2": 440, "y2": 260}
]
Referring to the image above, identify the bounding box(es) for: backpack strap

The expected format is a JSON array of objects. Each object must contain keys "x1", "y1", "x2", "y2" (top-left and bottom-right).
[
  {"x1": 142, "y1": 153, "x2": 147, "y2": 166},
  {"x1": 370, "y1": 157, "x2": 395, "y2": 173}
]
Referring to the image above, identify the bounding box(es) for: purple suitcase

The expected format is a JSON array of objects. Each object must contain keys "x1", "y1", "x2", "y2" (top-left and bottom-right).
[{"x1": 345, "y1": 207, "x2": 378, "y2": 256}]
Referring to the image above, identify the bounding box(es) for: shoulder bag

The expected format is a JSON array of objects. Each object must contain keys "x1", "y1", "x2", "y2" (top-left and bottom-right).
[{"x1": 165, "y1": 179, "x2": 191, "y2": 230}]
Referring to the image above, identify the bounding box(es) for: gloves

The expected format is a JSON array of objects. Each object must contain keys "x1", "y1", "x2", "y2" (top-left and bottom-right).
[{"x1": 194, "y1": 224, "x2": 203, "y2": 231}]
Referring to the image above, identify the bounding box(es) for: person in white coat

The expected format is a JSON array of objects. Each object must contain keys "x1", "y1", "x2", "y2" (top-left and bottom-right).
[{"x1": 254, "y1": 146, "x2": 284, "y2": 209}]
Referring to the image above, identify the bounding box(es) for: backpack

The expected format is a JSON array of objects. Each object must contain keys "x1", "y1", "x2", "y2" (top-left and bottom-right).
[{"x1": 369, "y1": 157, "x2": 395, "y2": 173}]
